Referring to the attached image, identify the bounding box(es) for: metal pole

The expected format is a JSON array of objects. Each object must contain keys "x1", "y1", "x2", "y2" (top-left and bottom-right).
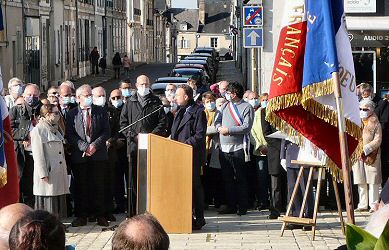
[{"x1": 332, "y1": 71, "x2": 355, "y2": 225}]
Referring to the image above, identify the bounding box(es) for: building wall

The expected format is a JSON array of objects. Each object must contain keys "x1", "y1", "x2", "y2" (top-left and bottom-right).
[
  {"x1": 197, "y1": 33, "x2": 232, "y2": 55},
  {"x1": 0, "y1": 1, "x2": 23, "y2": 85},
  {"x1": 177, "y1": 32, "x2": 197, "y2": 60}
]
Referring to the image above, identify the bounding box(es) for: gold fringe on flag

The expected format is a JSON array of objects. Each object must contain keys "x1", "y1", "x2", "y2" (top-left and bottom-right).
[
  {"x1": 266, "y1": 85, "x2": 363, "y2": 182},
  {"x1": 0, "y1": 166, "x2": 6, "y2": 188},
  {"x1": 301, "y1": 79, "x2": 363, "y2": 179}
]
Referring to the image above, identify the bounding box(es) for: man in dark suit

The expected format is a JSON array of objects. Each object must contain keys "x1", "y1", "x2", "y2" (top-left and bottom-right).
[
  {"x1": 120, "y1": 75, "x2": 167, "y2": 216},
  {"x1": 171, "y1": 84, "x2": 207, "y2": 230},
  {"x1": 261, "y1": 109, "x2": 287, "y2": 219},
  {"x1": 66, "y1": 84, "x2": 111, "y2": 227}
]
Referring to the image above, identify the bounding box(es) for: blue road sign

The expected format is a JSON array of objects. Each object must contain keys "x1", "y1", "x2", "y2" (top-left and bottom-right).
[
  {"x1": 243, "y1": 28, "x2": 263, "y2": 48},
  {"x1": 243, "y1": 6, "x2": 263, "y2": 26}
]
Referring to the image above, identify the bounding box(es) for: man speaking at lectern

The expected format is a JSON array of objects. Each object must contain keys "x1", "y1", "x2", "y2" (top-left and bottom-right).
[
  {"x1": 120, "y1": 75, "x2": 167, "y2": 216},
  {"x1": 171, "y1": 84, "x2": 207, "y2": 230}
]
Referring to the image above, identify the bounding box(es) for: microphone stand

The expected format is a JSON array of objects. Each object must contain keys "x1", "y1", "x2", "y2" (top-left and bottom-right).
[{"x1": 120, "y1": 105, "x2": 163, "y2": 218}]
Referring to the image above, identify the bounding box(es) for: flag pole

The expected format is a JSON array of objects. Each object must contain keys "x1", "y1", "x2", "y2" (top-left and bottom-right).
[{"x1": 332, "y1": 71, "x2": 355, "y2": 225}]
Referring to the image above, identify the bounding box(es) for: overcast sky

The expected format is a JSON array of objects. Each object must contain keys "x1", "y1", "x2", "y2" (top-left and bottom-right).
[{"x1": 171, "y1": 0, "x2": 198, "y2": 8}]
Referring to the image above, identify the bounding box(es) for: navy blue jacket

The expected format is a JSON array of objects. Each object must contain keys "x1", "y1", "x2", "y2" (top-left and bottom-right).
[
  {"x1": 65, "y1": 105, "x2": 110, "y2": 163},
  {"x1": 171, "y1": 101, "x2": 207, "y2": 168}
]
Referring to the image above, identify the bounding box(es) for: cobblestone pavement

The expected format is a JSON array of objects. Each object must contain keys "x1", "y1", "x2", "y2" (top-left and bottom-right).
[{"x1": 64, "y1": 208, "x2": 370, "y2": 250}]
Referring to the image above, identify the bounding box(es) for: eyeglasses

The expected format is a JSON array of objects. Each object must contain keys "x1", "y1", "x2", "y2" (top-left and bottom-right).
[
  {"x1": 359, "y1": 108, "x2": 369, "y2": 111},
  {"x1": 111, "y1": 96, "x2": 121, "y2": 100}
]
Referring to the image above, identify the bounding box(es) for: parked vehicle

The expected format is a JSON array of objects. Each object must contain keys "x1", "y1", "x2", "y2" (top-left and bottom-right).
[
  {"x1": 170, "y1": 68, "x2": 210, "y2": 86},
  {"x1": 178, "y1": 60, "x2": 215, "y2": 83},
  {"x1": 152, "y1": 77, "x2": 189, "y2": 96}
]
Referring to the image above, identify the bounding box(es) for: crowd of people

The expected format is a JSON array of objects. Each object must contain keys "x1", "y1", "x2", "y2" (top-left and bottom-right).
[{"x1": 2, "y1": 72, "x2": 389, "y2": 248}]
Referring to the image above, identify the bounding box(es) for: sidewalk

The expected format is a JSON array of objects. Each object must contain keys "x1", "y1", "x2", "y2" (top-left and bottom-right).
[
  {"x1": 72, "y1": 62, "x2": 146, "y2": 89},
  {"x1": 64, "y1": 209, "x2": 370, "y2": 250}
]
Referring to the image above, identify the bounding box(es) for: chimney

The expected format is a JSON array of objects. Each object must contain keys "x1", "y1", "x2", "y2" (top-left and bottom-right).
[{"x1": 199, "y1": 0, "x2": 206, "y2": 25}]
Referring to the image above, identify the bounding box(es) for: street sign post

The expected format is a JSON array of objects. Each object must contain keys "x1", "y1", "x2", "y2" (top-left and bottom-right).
[
  {"x1": 243, "y1": 0, "x2": 262, "y2": 4},
  {"x1": 243, "y1": 28, "x2": 263, "y2": 48},
  {"x1": 243, "y1": 6, "x2": 263, "y2": 26}
]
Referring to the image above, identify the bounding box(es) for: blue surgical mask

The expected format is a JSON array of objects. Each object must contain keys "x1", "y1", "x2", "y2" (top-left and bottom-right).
[
  {"x1": 11, "y1": 85, "x2": 23, "y2": 96},
  {"x1": 62, "y1": 96, "x2": 70, "y2": 105},
  {"x1": 112, "y1": 99, "x2": 123, "y2": 108},
  {"x1": 121, "y1": 88, "x2": 131, "y2": 97},
  {"x1": 249, "y1": 99, "x2": 260, "y2": 108},
  {"x1": 84, "y1": 96, "x2": 93, "y2": 107},
  {"x1": 171, "y1": 102, "x2": 178, "y2": 112},
  {"x1": 205, "y1": 102, "x2": 216, "y2": 111},
  {"x1": 261, "y1": 100, "x2": 268, "y2": 108},
  {"x1": 70, "y1": 96, "x2": 77, "y2": 104}
]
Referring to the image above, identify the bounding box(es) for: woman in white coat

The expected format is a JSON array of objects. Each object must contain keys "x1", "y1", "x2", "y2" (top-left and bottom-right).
[
  {"x1": 353, "y1": 99, "x2": 382, "y2": 212},
  {"x1": 31, "y1": 104, "x2": 69, "y2": 219}
]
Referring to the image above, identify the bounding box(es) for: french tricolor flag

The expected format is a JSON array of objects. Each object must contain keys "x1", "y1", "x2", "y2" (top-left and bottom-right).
[
  {"x1": 266, "y1": 0, "x2": 361, "y2": 178},
  {"x1": 0, "y1": 66, "x2": 20, "y2": 207}
]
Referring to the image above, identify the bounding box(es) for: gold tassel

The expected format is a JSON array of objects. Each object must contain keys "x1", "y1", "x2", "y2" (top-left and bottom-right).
[{"x1": 0, "y1": 167, "x2": 7, "y2": 188}]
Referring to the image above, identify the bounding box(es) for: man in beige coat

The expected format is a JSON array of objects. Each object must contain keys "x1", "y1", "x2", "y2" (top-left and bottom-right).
[{"x1": 353, "y1": 99, "x2": 382, "y2": 212}]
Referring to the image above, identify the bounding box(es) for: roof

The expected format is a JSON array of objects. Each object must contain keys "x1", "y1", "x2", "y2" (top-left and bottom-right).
[
  {"x1": 199, "y1": 0, "x2": 231, "y2": 34},
  {"x1": 170, "y1": 8, "x2": 200, "y2": 32}
]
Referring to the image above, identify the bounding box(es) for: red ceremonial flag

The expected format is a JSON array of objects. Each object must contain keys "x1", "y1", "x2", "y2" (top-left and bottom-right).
[
  {"x1": 0, "y1": 67, "x2": 20, "y2": 208},
  {"x1": 266, "y1": 0, "x2": 362, "y2": 178}
]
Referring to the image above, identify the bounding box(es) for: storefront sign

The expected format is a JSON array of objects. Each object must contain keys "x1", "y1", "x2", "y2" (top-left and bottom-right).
[
  {"x1": 345, "y1": 0, "x2": 376, "y2": 13},
  {"x1": 348, "y1": 30, "x2": 389, "y2": 47}
]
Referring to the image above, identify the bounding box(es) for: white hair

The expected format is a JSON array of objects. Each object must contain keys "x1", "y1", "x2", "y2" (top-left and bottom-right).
[
  {"x1": 8, "y1": 77, "x2": 23, "y2": 88},
  {"x1": 92, "y1": 86, "x2": 106, "y2": 96},
  {"x1": 61, "y1": 80, "x2": 75, "y2": 90},
  {"x1": 359, "y1": 99, "x2": 375, "y2": 110},
  {"x1": 23, "y1": 83, "x2": 40, "y2": 96},
  {"x1": 76, "y1": 84, "x2": 92, "y2": 98}
]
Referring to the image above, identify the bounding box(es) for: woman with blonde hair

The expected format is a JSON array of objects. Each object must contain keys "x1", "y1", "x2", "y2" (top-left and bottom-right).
[{"x1": 31, "y1": 104, "x2": 69, "y2": 219}]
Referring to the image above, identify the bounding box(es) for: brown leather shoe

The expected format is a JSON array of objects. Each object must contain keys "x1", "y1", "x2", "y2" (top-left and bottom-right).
[{"x1": 97, "y1": 217, "x2": 109, "y2": 227}]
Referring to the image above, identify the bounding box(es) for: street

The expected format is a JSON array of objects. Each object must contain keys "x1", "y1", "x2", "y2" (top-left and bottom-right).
[
  {"x1": 63, "y1": 61, "x2": 370, "y2": 250},
  {"x1": 74, "y1": 63, "x2": 176, "y2": 95}
]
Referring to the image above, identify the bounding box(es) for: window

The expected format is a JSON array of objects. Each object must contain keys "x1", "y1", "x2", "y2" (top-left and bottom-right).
[
  {"x1": 210, "y1": 37, "x2": 218, "y2": 48},
  {"x1": 178, "y1": 39, "x2": 190, "y2": 49}
]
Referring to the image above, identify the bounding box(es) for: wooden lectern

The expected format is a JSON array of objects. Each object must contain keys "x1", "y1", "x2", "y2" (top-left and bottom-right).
[{"x1": 137, "y1": 133, "x2": 193, "y2": 233}]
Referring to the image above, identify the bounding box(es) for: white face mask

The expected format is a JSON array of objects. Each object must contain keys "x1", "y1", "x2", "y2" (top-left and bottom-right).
[
  {"x1": 163, "y1": 107, "x2": 171, "y2": 114},
  {"x1": 248, "y1": 99, "x2": 259, "y2": 108},
  {"x1": 360, "y1": 110, "x2": 370, "y2": 119},
  {"x1": 93, "y1": 96, "x2": 106, "y2": 107},
  {"x1": 165, "y1": 90, "x2": 175, "y2": 98},
  {"x1": 137, "y1": 87, "x2": 150, "y2": 97}
]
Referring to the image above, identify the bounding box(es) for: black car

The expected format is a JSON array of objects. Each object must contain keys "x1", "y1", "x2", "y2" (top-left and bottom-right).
[
  {"x1": 178, "y1": 60, "x2": 215, "y2": 83},
  {"x1": 170, "y1": 68, "x2": 210, "y2": 86},
  {"x1": 152, "y1": 77, "x2": 189, "y2": 96}
]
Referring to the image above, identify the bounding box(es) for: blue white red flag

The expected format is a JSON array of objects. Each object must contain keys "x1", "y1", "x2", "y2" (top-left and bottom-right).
[
  {"x1": 0, "y1": 66, "x2": 20, "y2": 207},
  {"x1": 266, "y1": 0, "x2": 361, "y2": 178}
]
